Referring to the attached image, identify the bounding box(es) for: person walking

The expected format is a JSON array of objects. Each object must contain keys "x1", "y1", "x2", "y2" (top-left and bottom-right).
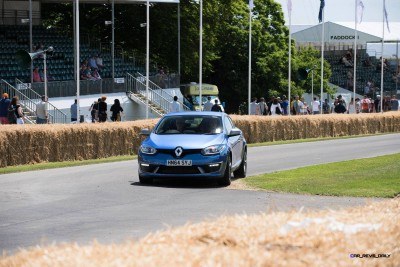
[
  {"x1": 169, "y1": 96, "x2": 181, "y2": 113},
  {"x1": 110, "y1": 99, "x2": 124, "y2": 122},
  {"x1": 36, "y1": 95, "x2": 48, "y2": 124},
  {"x1": 10, "y1": 96, "x2": 24, "y2": 124},
  {"x1": 270, "y1": 98, "x2": 283, "y2": 116},
  {"x1": 211, "y1": 99, "x2": 223, "y2": 112},
  {"x1": 98, "y1": 96, "x2": 108, "y2": 122},
  {"x1": 347, "y1": 98, "x2": 356, "y2": 114},
  {"x1": 203, "y1": 96, "x2": 213, "y2": 111},
  {"x1": 89, "y1": 98, "x2": 100, "y2": 123},
  {"x1": 249, "y1": 97, "x2": 260, "y2": 115},
  {"x1": 0, "y1": 93, "x2": 11, "y2": 124},
  {"x1": 390, "y1": 95, "x2": 399, "y2": 111},
  {"x1": 70, "y1": 99, "x2": 78, "y2": 122},
  {"x1": 258, "y1": 97, "x2": 268, "y2": 115},
  {"x1": 312, "y1": 97, "x2": 320, "y2": 115}
]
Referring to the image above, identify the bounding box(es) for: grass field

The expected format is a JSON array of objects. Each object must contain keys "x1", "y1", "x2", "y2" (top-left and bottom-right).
[{"x1": 244, "y1": 153, "x2": 400, "y2": 198}]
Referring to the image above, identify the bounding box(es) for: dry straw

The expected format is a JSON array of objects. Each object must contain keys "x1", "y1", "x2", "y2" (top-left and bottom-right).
[
  {"x1": 1, "y1": 198, "x2": 398, "y2": 267},
  {"x1": 0, "y1": 113, "x2": 399, "y2": 167}
]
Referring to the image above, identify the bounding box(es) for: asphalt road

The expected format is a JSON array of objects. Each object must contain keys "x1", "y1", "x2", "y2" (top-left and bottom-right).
[{"x1": 1, "y1": 134, "x2": 400, "y2": 253}]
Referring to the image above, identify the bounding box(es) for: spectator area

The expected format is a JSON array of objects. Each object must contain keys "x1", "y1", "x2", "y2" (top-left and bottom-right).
[
  {"x1": 325, "y1": 49, "x2": 398, "y2": 95},
  {"x1": 0, "y1": 25, "x2": 144, "y2": 83}
]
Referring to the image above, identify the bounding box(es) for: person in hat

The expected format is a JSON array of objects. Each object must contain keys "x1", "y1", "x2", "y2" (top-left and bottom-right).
[{"x1": 0, "y1": 93, "x2": 11, "y2": 124}]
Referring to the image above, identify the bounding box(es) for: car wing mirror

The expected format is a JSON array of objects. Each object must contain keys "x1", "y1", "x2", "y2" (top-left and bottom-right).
[
  {"x1": 228, "y1": 129, "x2": 241, "y2": 137},
  {"x1": 140, "y1": 129, "x2": 151, "y2": 136}
]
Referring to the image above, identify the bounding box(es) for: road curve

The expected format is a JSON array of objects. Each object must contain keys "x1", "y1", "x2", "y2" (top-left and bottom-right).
[{"x1": 1, "y1": 133, "x2": 399, "y2": 253}]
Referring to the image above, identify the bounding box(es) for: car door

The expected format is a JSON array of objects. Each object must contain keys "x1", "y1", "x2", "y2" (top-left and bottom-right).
[{"x1": 224, "y1": 116, "x2": 241, "y2": 166}]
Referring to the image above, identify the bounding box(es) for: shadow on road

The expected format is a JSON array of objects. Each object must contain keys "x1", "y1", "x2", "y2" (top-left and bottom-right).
[{"x1": 129, "y1": 177, "x2": 243, "y2": 189}]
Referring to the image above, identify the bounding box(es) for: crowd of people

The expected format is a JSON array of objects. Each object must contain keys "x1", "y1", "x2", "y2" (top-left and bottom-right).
[
  {"x1": 80, "y1": 55, "x2": 104, "y2": 81},
  {"x1": 239, "y1": 94, "x2": 399, "y2": 116},
  {"x1": 88, "y1": 96, "x2": 124, "y2": 123}
]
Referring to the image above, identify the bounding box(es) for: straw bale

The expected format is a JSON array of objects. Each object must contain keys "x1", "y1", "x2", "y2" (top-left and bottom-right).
[
  {"x1": 1, "y1": 198, "x2": 398, "y2": 267},
  {"x1": 0, "y1": 113, "x2": 400, "y2": 167}
]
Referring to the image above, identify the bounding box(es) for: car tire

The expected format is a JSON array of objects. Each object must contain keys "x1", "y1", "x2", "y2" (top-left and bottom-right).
[
  {"x1": 139, "y1": 174, "x2": 153, "y2": 184},
  {"x1": 234, "y1": 149, "x2": 247, "y2": 178},
  {"x1": 218, "y1": 155, "x2": 232, "y2": 186}
]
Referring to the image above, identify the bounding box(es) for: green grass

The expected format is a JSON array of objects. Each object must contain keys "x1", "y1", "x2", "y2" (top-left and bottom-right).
[
  {"x1": 248, "y1": 133, "x2": 388, "y2": 147},
  {"x1": 0, "y1": 155, "x2": 136, "y2": 175},
  {"x1": 244, "y1": 153, "x2": 400, "y2": 198}
]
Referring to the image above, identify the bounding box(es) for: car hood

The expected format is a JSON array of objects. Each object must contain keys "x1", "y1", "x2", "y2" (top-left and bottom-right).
[{"x1": 147, "y1": 133, "x2": 226, "y2": 149}]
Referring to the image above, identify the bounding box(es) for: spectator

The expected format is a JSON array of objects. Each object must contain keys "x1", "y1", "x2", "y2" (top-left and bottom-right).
[
  {"x1": 322, "y1": 99, "x2": 330, "y2": 114},
  {"x1": 98, "y1": 96, "x2": 108, "y2": 122},
  {"x1": 374, "y1": 95, "x2": 382, "y2": 113},
  {"x1": 355, "y1": 98, "x2": 361, "y2": 113},
  {"x1": 40, "y1": 68, "x2": 54, "y2": 82},
  {"x1": 360, "y1": 95, "x2": 371, "y2": 113},
  {"x1": 92, "y1": 68, "x2": 101, "y2": 80},
  {"x1": 203, "y1": 96, "x2": 213, "y2": 111},
  {"x1": 249, "y1": 97, "x2": 260, "y2": 115},
  {"x1": 89, "y1": 99, "x2": 99, "y2": 123},
  {"x1": 281, "y1": 96, "x2": 289, "y2": 115},
  {"x1": 169, "y1": 96, "x2": 181, "y2": 113},
  {"x1": 390, "y1": 95, "x2": 399, "y2": 111},
  {"x1": 0, "y1": 93, "x2": 11, "y2": 124},
  {"x1": 291, "y1": 95, "x2": 301, "y2": 115},
  {"x1": 96, "y1": 54, "x2": 104, "y2": 70},
  {"x1": 70, "y1": 99, "x2": 78, "y2": 122},
  {"x1": 334, "y1": 100, "x2": 347, "y2": 114},
  {"x1": 36, "y1": 95, "x2": 48, "y2": 124},
  {"x1": 258, "y1": 97, "x2": 268, "y2": 115},
  {"x1": 363, "y1": 57, "x2": 372, "y2": 67},
  {"x1": 211, "y1": 99, "x2": 223, "y2": 112},
  {"x1": 347, "y1": 98, "x2": 356, "y2": 114},
  {"x1": 88, "y1": 55, "x2": 98, "y2": 69},
  {"x1": 10, "y1": 96, "x2": 24, "y2": 124},
  {"x1": 33, "y1": 67, "x2": 42, "y2": 82},
  {"x1": 299, "y1": 98, "x2": 308, "y2": 115},
  {"x1": 269, "y1": 98, "x2": 282, "y2": 116},
  {"x1": 341, "y1": 56, "x2": 353, "y2": 67},
  {"x1": 110, "y1": 99, "x2": 124, "y2": 122},
  {"x1": 312, "y1": 97, "x2": 320, "y2": 115}
]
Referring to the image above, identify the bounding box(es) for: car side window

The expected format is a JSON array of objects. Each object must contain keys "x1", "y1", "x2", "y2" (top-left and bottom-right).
[
  {"x1": 227, "y1": 116, "x2": 235, "y2": 128},
  {"x1": 224, "y1": 116, "x2": 233, "y2": 133}
]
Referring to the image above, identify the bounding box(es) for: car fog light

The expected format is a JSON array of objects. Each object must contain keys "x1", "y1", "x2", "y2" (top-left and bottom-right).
[
  {"x1": 141, "y1": 163, "x2": 150, "y2": 167},
  {"x1": 209, "y1": 163, "x2": 220, "y2": 167}
]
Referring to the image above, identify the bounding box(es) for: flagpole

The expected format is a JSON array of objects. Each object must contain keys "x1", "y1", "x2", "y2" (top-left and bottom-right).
[
  {"x1": 199, "y1": 0, "x2": 203, "y2": 110},
  {"x1": 353, "y1": 0, "x2": 358, "y2": 113},
  {"x1": 248, "y1": 1, "x2": 252, "y2": 115},
  {"x1": 320, "y1": 6, "x2": 325, "y2": 114},
  {"x1": 380, "y1": 0, "x2": 385, "y2": 113},
  {"x1": 288, "y1": 0, "x2": 292, "y2": 116}
]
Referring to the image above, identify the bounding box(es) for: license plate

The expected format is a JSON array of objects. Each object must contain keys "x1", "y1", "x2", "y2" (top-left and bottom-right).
[{"x1": 166, "y1": 160, "x2": 192, "y2": 166}]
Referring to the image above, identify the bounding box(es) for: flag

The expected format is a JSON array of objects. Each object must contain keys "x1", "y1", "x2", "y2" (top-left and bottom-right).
[
  {"x1": 384, "y1": 0, "x2": 390, "y2": 32},
  {"x1": 318, "y1": 0, "x2": 325, "y2": 23},
  {"x1": 249, "y1": 0, "x2": 254, "y2": 10},
  {"x1": 287, "y1": 0, "x2": 292, "y2": 14},
  {"x1": 357, "y1": 0, "x2": 364, "y2": 24}
]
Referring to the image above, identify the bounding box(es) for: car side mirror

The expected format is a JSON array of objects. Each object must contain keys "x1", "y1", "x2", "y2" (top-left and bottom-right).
[
  {"x1": 140, "y1": 129, "x2": 151, "y2": 136},
  {"x1": 228, "y1": 129, "x2": 241, "y2": 137}
]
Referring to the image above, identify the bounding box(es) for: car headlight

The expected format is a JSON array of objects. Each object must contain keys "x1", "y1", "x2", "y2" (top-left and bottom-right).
[
  {"x1": 140, "y1": 145, "x2": 157, "y2": 155},
  {"x1": 202, "y1": 144, "x2": 226, "y2": 155}
]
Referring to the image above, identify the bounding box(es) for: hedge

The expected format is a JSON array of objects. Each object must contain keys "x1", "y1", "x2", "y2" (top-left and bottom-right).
[{"x1": 0, "y1": 113, "x2": 399, "y2": 167}]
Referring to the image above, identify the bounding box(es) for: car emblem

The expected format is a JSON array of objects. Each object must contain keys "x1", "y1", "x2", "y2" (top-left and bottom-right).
[{"x1": 174, "y1": 147, "x2": 183, "y2": 157}]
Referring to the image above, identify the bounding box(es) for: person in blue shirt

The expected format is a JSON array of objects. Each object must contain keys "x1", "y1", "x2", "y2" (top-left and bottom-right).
[{"x1": 0, "y1": 93, "x2": 11, "y2": 124}]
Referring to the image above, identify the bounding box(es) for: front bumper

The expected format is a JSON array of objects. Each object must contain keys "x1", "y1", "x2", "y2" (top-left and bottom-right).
[{"x1": 138, "y1": 151, "x2": 228, "y2": 179}]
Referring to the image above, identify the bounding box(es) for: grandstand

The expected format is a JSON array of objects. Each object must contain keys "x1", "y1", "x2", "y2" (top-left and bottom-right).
[
  {"x1": 324, "y1": 48, "x2": 398, "y2": 96},
  {"x1": 0, "y1": 25, "x2": 146, "y2": 83}
]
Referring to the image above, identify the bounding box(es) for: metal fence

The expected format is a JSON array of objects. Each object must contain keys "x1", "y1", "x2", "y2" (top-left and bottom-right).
[{"x1": 28, "y1": 78, "x2": 126, "y2": 98}]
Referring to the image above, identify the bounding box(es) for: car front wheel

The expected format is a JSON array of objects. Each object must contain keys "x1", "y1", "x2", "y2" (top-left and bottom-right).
[
  {"x1": 218, "y1": 155, "x2": 232, "y2": 186},
  {"x1": 234, "y1": 149, "x2": 247, "y2": 178}
]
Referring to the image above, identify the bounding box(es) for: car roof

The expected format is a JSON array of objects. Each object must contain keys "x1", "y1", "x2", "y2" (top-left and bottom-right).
[{"x1": 163, "y1": 111, "x2": 226, "y2": 117}]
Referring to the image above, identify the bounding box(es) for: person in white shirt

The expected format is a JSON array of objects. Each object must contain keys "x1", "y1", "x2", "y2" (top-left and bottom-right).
[
  {"x1": 270, "y1": 98, "x2": 282, "y2": 116},
  {"x1": 36, "y1": 95, "x2": 48, "y2": 124},
  {"x1": 249, "y1": 97, "x2": 260, "y2": 115},
  {"x1": 169, "y1": 96, "x2": 181, "y2": 113},
  {"x1": 203, "y1": 96, "x2": 213, "y2": 111},
  {"x1": 312, "y1": 97, "x2": 320, "y2": 115}
]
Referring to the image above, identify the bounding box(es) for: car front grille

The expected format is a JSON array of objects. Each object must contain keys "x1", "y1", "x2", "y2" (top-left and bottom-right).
[{"x1": 157, "y1": 166, "x2": 201, "y2": 174}]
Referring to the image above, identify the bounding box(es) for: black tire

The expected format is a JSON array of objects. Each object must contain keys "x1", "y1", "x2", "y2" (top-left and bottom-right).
[
  {"x1": 234, "y1": 149, "x2": 247, "y2": 178},
  {"x1": 218, "y1": 155, "x2": 232, "y2": 186},
  {"x1": 139, "y1": 173, "x2": 153, "y2": 184}
]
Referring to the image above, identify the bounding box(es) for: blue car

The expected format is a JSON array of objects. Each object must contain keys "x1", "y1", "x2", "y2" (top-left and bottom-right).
[{"x1": 138, "y1": 112, "x2": 247, "y2": 186}]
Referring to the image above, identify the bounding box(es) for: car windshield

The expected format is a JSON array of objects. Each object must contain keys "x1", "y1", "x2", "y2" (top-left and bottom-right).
[{"x1": 155, "y1": 115, "x2": 223, "y2": 135}]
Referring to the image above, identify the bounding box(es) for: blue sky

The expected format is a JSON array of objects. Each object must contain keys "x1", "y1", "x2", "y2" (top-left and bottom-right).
[{"x1": 274, "y1": 0, "x2": 400, "y2": 25}]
